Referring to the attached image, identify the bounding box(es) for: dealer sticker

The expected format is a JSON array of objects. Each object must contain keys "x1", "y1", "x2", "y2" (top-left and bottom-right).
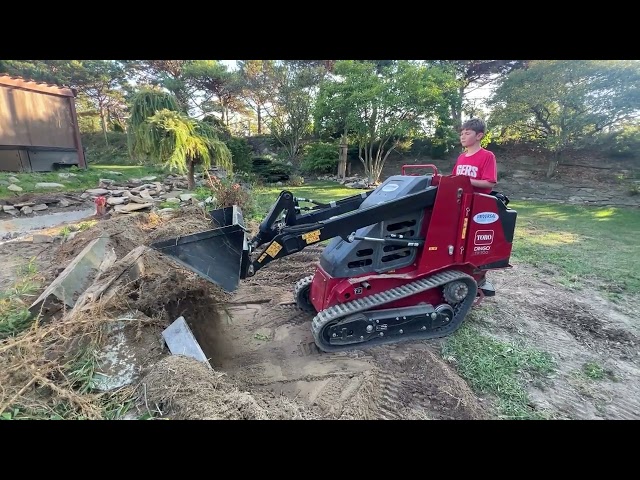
[{"x1": 473, "y1": 212, "x2": 499, "y2": 224}]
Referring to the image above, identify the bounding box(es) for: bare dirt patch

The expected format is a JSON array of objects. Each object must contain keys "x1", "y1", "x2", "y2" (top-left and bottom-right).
[{"x1": 0, "y1": 240, "x2": 55, "y2": 288}]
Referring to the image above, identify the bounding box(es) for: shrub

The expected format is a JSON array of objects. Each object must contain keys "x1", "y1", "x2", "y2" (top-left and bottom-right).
[
  {"x1": 226, "y1": 137, "x2": 254, "y2": 173},
  {"x1": 251, "y1": 156, "x2": 293, "y2": 183},
  {"x1": 608, "y1": 124, "x2": 640, "y2": 158},
  {"x1": 206, "y1": 175, "x2": 252, "y2": 211},
  {"x1": 300, "y1": 142, "x2": 339, "y2": 174},
  {"x1": 288, "y1": 174, "x2": 305, "y2": 186}
]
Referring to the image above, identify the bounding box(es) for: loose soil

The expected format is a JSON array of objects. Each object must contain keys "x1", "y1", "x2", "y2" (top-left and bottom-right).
[{"x1": 2, "y1": 205, "x2": 638, "y2": 420}]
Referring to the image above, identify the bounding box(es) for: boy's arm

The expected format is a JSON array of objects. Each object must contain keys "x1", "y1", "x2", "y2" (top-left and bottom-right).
[{"x1": 469, "y1": 153, "x2": 497, "y2": 189}]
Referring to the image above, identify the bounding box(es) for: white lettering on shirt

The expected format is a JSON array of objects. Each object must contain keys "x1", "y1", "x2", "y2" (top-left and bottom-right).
[{"x1": 455, "y1": 164, "x2": 478, "y2": 177}]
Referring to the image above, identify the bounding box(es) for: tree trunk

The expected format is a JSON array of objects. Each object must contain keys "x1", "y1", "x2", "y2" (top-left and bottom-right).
[
  {"x1": 451, "y1": 86, "x2": 464, "y2": 128},
  {"x1": 338, "y1": 132, "x2": 348, "y2": 180},
  {"x1": 99, "y1": 105, "x2": 109, "y2": 146},
  {"x1": 188, "y1": 160, "x2": 196, "y2": 190},
  {"x1": 546, "y1": 150, "x2": 560, "y2": 178},
  {"x1": 257, "y1": 106, "x2": 262, "y2": 134}
]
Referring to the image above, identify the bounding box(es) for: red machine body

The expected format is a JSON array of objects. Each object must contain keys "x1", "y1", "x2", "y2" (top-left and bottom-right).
[{"x1": 308, "y1": 167, "x2": 514, "y2": 314}]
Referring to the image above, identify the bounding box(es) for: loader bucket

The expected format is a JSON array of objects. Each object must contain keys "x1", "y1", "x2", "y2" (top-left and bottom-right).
[{"x1": 150, "y1": 205, "x2": 249, "y2": 292}]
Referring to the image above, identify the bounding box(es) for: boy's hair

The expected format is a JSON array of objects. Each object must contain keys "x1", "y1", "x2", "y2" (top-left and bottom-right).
[{"x1": 461, "y1": 118, "x2": 486, "y2": 134}]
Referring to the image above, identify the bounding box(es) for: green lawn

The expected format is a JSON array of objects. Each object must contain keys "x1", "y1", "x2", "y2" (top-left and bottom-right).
[
  {"x1": 442, "y1": 320, "x2": 557, "y2": 420},
  {"x1": 0, "y1": 165, "x2": 167, "y2": 200},
  {"x1": 508, "y1": 200, "x2": 640, "y2": 297}
]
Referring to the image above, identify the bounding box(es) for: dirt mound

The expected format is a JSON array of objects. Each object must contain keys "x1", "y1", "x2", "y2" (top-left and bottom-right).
[
  {"x1": 140, "y1": 355, "x2": 320, "y2": 419},
  {"x1": 53, "y1": 206, "x2": 214, "y2": 265}
]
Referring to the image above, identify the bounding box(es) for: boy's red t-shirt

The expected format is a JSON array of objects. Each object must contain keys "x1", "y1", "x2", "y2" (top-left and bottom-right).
[{"x1": 451, "y1": 148, "x2": 497, "y2": 194}]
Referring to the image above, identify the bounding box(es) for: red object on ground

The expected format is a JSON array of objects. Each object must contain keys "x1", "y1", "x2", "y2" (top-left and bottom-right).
[{"x1": 95, "y1": 196, "x2": 107, "y2": 216}]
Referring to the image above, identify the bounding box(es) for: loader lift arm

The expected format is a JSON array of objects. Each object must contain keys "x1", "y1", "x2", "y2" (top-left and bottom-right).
[
  {"x1": 250, "y1": 189, "x2": 373, "y2": 249},
  {"x1": 245, "y1": 186, "x2": 438, "y2": 278}
]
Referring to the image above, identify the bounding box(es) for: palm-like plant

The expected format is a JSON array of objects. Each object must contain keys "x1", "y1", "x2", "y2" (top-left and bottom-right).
[
  {"x1": 127, "y1": 88, "x2": 180, "y2": 161},
  {"x1": 127, "y1": 88, "x2": 232, "y2": 189},
  {"x1": 140, "y1": 109, "x2": 232, "y2": 189}
]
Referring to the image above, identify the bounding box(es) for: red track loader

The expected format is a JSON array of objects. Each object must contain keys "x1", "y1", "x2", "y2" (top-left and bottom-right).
[{"x1": 151, "y1": 164, "x2": 517, "y2": 353}]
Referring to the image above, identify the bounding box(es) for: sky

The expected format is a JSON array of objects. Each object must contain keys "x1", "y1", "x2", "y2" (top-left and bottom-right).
[{"x1": 220, "y1": 60, "x2": 237, "y2": 70}]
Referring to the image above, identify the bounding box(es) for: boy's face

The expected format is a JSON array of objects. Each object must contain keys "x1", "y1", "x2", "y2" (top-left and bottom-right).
[{"x1": 460, "y1": 128, "x2": 483, "y2": 147}]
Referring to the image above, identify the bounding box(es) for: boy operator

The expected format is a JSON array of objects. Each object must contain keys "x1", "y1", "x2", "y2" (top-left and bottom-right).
[
  {"x1": 452, "y1": 117, "x2": 497, "y2": 295},
  {"x1": 452, "y1": 118, "x2": 497, "y2": 194}
]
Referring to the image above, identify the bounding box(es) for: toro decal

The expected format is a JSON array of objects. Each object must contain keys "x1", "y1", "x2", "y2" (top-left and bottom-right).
[
  {"x1": 473, "y1": 211, "x2": 499, "y2": 224},
  {"x1": 474, "y1": 230, "x2": 494, "y2": 245}
]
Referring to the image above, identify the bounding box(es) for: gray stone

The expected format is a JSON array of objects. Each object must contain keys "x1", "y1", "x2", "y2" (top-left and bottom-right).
[
  {"x1": 8, "y1": 184, "x2": 23, "y2": 192},
  {"x1": 30, "y1": 236, "x2": 111, "y2": 312},
  {"x1": 107, "y1": 196, "x2": 127, "y2": 205},
  {"x1": 162, "y1": 316, "x2": 211, "y2": 367},
  {"x1": 113, "y1": 202, "x2": 153, "y2": 213},
  {"x1": 33, "y1": 234, "x2": 54, "y2": 244},
  {"x1": 85, "y1": 188, "x2": 111, "y2": 196},
  {"x1": 179, "y1": 193, "x2": 197, "y2": 202},
  {"x1": 139, "y1": 190, "x2": 156, "y2": 202},
  {"x1": 159, "y1": 191, "x2": 182, "y2": 200},
  {"x1": 35, "y1": 182, "x2": 65, "y2": 188}
]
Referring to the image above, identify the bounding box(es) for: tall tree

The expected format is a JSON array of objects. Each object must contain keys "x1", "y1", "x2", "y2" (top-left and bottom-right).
[
  {"x1": 69, "y1": 61, "x2": 127, "y2": 145},
  {"x1": 429, "y1": 60, "x2": 529, "y2": 127},
  {"x1": 488, "y1": 60, "x2": 640, "y2": 177},
  {"x1": 183, "y1": 60, "x2": 246, "y2": 125},
  {"x1": 237, "y1": 60, "x2": 276, "y2": 134},
  {"x1": 267, "y1": 63, "x2": 319, "y2": 162},
  {"x1": 315, "y1": 60, "x2": 458, "y2": 184}
]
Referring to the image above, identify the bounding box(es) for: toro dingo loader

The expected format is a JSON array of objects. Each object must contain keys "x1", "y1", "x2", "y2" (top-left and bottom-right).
[{"x1": 151, "y1": 165, "x2": 517, "y2": 353}]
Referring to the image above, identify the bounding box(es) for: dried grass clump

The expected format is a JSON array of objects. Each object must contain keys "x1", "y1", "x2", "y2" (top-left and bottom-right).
[
  {"x1": 0, "y1": 289, "x2": 159, "y2": 420},
  {"x1": 141, "y1": 355, "x2": 319, "y2": 420}
]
